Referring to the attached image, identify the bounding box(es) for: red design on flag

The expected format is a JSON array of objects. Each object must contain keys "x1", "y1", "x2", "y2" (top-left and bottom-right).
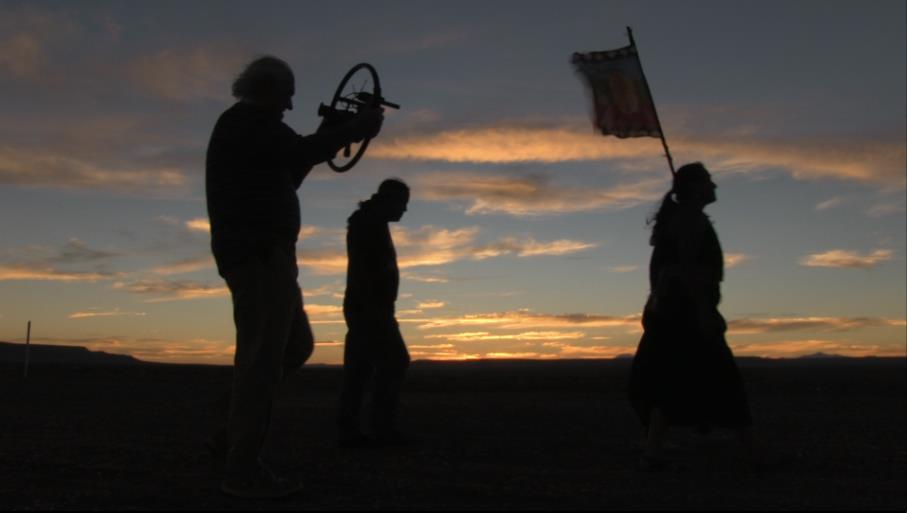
[{"x1": 572, "y1": 46, "x2": 661, "y2": 138}]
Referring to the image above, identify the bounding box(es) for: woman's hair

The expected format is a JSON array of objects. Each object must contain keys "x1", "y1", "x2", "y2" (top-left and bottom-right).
[
  {"x1": 647, "y1": 162, "x2": 711, "y2": 245},
  {"x1": 231, "y1": 56, "x2": 294, "y2": 101}
]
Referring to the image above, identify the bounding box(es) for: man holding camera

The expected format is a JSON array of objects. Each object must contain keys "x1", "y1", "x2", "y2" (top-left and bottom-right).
[{"x1": 206, "y1": 56, "x2": 383, "y2": 498}]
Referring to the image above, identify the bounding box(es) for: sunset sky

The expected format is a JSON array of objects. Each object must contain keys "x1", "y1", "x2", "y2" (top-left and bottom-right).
[{"x1": 1, "y1": 1, "x2": 904, "y2": 364}]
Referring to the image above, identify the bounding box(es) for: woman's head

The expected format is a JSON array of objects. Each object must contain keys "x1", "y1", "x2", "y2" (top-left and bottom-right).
[
  {"x1": 672, "y1": 162, "x2": 716, "y2": 207},
  {"x1": 647, "y1": 162, "x2": 716, "y2": 244}
]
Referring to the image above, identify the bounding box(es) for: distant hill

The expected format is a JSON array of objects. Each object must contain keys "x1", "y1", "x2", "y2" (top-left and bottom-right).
[
  {"x1": 798, "y1": 352, "x2": 847, "y2": 359},
  {"x1": 0, "y1": 341, "x2": 143, "y2": 366}
]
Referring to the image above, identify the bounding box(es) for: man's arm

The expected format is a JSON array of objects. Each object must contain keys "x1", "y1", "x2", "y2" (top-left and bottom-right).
[
  {"x1": 285, "y1": 106, "x2": 385, "y2": 187},
  {"x1": 306, "y1": 105, "x2": 384, "y2": 161}
]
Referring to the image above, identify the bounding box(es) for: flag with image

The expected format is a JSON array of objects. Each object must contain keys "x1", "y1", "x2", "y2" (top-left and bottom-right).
[{"x1": 572, "y1": 27, "x2": 674, "y2": 173}]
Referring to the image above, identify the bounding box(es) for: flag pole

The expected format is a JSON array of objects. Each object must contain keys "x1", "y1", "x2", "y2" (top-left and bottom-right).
[{"x1": 627, "y1": 26, "x2": 675, "y2": 176}]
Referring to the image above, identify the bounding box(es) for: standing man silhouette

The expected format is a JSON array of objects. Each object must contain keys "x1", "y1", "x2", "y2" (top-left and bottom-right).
[
  {"x1": 206, "y1": 55, "x2": 383, "y2": 498},
  {"x1": 338, "y1": 179, "x2": 411, "y2": 447}
]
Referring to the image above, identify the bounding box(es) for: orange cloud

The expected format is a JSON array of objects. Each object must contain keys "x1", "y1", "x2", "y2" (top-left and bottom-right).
[
  {"x1": 112, "y1": 279, "x2": 228, "y2": 302},
  {"x1": 0, "y1": 146, "x2": 186, "y2": 193},
  {"x1": 724, "y1": 253, "x2": 750, "y2": 268},
  {"x1": 800, "y1": 249, "x2": 894, "y2": 269},
  {"x1": 151, "y1": 256, "x2": 214, "y2": 276},
  {"x1": 68, "y1": 309, "x2": 147, "y2": 320},
  {"x1": 401, "y1": 272, "x2": 450, "y2": 284},
  {"x1": 415, "y1": 172, "x2": 665, "y2": 216},
  {"x1": 185, "y1": 218, "x2": 210, "y2": 233},
  {"x1": 728, "y1": 316, "x2": 905, "y2": 334},
  {"x1": 300, "y1": 225, "x2": 597, "y2": 274},
  {"x1": 417, "y1": 300, "x2": 447, "y2": 309},
  {"x1": 545, "y1": 342, "x2": 636, "y2": 359},
  {"x1": 374, "y1": 123, "x2": 906, "y2": 187},
  {"x1": 425, "y1": 331, "x2": 586, "y2": 342},
  {"x1": 0, "y1": 265, "x2": 112, "y2": 282},
  {"x1": 29, "y1": 336, "x2": 234, "y2": 365},
  {"x1": 371, "y1": 125, "x2": 656, "y2": 163},
  {"x1": 730, "y1": 339, "x2": 906, "y2": 358},
  {"x1": 415, "y1": 311, "x2": 641, "y2": 331}
]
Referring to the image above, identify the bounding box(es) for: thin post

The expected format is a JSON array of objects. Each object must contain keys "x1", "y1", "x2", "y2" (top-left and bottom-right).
[
  {"x1": 24, "y1": 320, "x2": 31, "y2": 379},
  {"x1": 627, "y1": 26, "x2": 675, "y2": 176}
]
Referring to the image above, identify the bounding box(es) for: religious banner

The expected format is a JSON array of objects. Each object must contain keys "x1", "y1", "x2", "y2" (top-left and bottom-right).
[{"x1": 572, "y1": 45, "x2": 662, "y2": 139}]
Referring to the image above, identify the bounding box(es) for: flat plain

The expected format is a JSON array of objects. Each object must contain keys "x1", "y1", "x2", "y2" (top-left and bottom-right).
[{"x1": 1, "y1": 357, "x2": 904, "y2": 510}]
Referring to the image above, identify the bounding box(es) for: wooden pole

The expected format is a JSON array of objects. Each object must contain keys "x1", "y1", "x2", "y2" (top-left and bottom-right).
[
  {"x1": 24, "y1": 320, "x2": 31, "y2": 379},
  {"x1": 627, "y1": 26, "x2": 676, "y2": 176}
]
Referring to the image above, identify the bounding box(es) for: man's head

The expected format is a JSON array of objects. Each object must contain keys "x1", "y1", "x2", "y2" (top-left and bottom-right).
[
  {"x1": 375, "y1": 178, "x2": 409, "y2": 222},
  {"x1": 232, "y1": 56, "x2": 295, "y2": 114}
]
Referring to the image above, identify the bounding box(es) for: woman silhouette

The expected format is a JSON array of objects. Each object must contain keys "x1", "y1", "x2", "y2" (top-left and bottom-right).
[{"x1": 629, "y1": 162, "x2": 763, "y2": 471}]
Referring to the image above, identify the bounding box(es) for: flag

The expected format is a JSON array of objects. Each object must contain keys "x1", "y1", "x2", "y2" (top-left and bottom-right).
[{"x1": 572, "y1": 45, "x2": 661, "y2": 138}]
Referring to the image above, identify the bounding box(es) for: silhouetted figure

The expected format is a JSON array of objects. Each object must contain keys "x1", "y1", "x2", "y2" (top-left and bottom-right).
[
  {"x1": 206, "y1": 55, "x2": 383, "y2": 498},
  {"x1": 338, "y1": 179, "x2": 411, "y2": 447},
  {"x1": 629, "y1": 162, "x2": 767, "y2": 471}
]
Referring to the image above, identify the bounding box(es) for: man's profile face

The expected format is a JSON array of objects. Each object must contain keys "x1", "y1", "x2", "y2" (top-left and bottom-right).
[
  {"x1": 387, "y1": 192, "x2": 409, "y2": 222},
  {"x1": 260, "y1": 78, "x2": 294, "y2": 115}
]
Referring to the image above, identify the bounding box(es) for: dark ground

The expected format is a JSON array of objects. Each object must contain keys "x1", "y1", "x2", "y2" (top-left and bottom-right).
[{"x1": 1, "y1": 358, "x2": 905, "y2": 510}]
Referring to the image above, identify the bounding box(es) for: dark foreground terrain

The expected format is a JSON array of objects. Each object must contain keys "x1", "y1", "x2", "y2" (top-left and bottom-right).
[{"x1": 1, "y1": 358, "x2": 905, "y2": 510}]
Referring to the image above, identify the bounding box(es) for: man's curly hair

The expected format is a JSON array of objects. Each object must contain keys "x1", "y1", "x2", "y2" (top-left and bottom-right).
[{"x1": 231, "y1": 56, "x2": 294, "y2": 101}]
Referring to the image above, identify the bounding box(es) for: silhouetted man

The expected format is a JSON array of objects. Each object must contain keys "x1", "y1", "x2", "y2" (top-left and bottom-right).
[
  {"x1": 206, "y1": 55, "x2": 383, "y2": 498},
  {"x1": 338, "y1": 179, "x2": 411, "y2": 447}
]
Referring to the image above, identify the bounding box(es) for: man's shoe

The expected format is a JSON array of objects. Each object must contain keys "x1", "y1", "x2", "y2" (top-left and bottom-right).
[{"x1": 220, "y1": 460, "x2": 302, "y2": 499}]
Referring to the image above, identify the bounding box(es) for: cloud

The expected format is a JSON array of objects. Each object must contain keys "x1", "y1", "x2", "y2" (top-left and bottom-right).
[
  {"x1": 305, "y1": 304, "x2": 343, "y2": 317},
  {"x1": 408, "y1": 348, "x2": 481, "y2": 361},
  {"x1": 372, "y1": 124, "x2": 657, "y2": 163},
  {"x1": 414, "y1": 310, "x2": 641, "y2": 331},
  {"x1": 609, "y1": 265, "x2": 639, "y2": 273},
  {"x1": 151, "y1": 255, "x2": 214, "y2": 276},
  {"x1": 112, "y1": 279, "x2": 228, "y2": 302},
  {"x1": 677, "y1": 135, "x2": 907, "y2": 189},
  {"x1": 0, "y1": 7, "x2": 80, "y2": 81},
  {"x1": 68, "y1": 308, "x2": 147, "y2": 320},
  {"x1": 1, "y1": 239, "x2": 118, "y2": 265},
  {"x1": 727, "y1": 316, "x2": 905, "y2": 335},
  {"x1": 128, "y1": 47, "x2": 246, "y2": 102},
  {"x1": 27, "y1": 336, "x2": 235, "y2": 365},
  {"x1": 303, "y1": 283, "x2": 344, "y2": 299},
  {"x1": 816, "y1": 197, "x2": 845, "y2": 211},
  {"x1": 867, "y1": 201, "x2": 906, "y2": 218},
  {"x1": 484, "y1": 352, "x2": 554, "y2": 360},
  {"x1": 415, "y1": 172, "x2": 665, "y2": 216},
  {"x1": 544, "y1": 342, "x2": 636, "y2": 359},
  {"x1": 0, "y1": 265, "x2": 113, "y2": 282},
  {"x1": 417, "y1": 300, "x2": 447, "y2": 309},
  {"x1": 185, "y1": 218, "x2": 210, "y2": 233},
  {"x1": 373, "y1": 123, "x2": 906, "y2": 188},
  {"x1": 401, "y1": 272, "x2": 450, "y2": 284},
  {"x1": 425, "y1": 331, "x2": 586, "y2": 342},
  {"x1": 730, "y1": 339, "x2": 905, "y2": 358},
  {"x1": 800, "y1": 249, "x2": 894, "y2": 269},
  {"x1": 300, "y1": 225, "x2": 597, "y2": 274},
  {"x1": 0, "y1": 239, "x2": 123, "y2": 282},
  {"x1": 724, "y1": 253, "x2": 750, "y2": 268},
  {"x1": 0, "y1": 146, "x2": 187, "y2": 193}
]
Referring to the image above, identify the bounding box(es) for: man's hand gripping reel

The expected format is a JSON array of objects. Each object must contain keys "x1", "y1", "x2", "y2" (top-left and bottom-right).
[{"x1": 317, "y1": 63, "x2": 400, "y2": 172}]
